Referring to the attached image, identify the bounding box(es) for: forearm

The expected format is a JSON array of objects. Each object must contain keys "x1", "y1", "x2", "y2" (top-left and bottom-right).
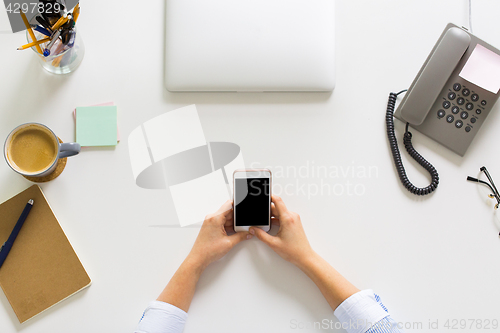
[
  {"x1": 296, "y1": 251, "x2": 360, "y2": 311},
  {"x1": 297, "y1": 253, "x2": 401, "y2": 333},
  {"x1": 157, "y1": 255, "x2": 205, "y2": 312}
]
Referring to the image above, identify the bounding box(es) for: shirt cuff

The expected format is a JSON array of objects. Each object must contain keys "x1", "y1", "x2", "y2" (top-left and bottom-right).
[
  {"x1": 135, "y1": 301, "x2": 188, "y2": 333},
  {"x1": 333, "y1": 289, "x2": 389, "y2": 333}
]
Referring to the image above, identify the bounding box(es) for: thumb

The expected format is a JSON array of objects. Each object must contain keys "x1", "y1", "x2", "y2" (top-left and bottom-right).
[
  {"x1": 250, "y1": 227, "x2": 276, "y2": 247},
  {"x1": 228, "y1": 231, "x2": 250, "y2": 247}
]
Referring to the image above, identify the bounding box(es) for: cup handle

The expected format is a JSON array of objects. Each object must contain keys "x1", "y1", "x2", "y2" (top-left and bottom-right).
[{"x1": 59, "y1": 142, "x2": 81, "y2": 158}]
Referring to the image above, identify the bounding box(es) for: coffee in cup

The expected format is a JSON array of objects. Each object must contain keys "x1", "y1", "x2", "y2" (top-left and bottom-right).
[{"x1": 4, "y1": 123, "x2": 80, "y2": 178}]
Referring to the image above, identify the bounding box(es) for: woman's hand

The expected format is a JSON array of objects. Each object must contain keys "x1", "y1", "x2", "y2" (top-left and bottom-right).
[
  {"x1": 249, "y1": 195, "x2": 315, "y2": 268},
  {"x1": 250, "y1": 195, "x2": 360, "y2": 311},
  {"x1": 187, "y1": 200, "x2": 252, "y2": 271}
]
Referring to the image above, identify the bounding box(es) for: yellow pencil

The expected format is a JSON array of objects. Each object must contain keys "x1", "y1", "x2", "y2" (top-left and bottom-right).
[
  {"x1": 51, "y1": 16, "x2": 69, "y2": 31},
  {"x1": 20, "y1": 12, "x2": 43, "y2": 54},
  {"x1": 73, "y1": 3, "x2": 80, "y2": 23},
  {"x1": 17, "y1": 37, "x2": 51, "y2": 50}
]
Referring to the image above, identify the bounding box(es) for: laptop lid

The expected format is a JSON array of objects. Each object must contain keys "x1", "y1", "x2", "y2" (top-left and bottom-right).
[{"x1": 165, "y1": 0, "x2": 335, "y2": 92}]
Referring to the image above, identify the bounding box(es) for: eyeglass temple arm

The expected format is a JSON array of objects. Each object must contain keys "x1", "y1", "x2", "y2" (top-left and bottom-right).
[
  {"x1": 480, "y1": 166, "x2": 500, "y2": 197},
  {"x1": 468, "y1": 176, "x2": 500, "y2": 202}
]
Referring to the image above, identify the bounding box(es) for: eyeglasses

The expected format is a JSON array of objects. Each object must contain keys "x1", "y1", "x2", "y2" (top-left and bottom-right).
[{"x1": 467, "y1": 166, "x2": 500, "y2": 210}]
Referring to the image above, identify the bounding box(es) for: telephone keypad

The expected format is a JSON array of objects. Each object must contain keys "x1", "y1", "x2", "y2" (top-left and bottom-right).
[{"x1": 439, "y1": 82, "x2": 488, "y2": 135}]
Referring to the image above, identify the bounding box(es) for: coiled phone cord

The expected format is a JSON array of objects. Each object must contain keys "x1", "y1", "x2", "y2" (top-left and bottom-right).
[{"x1": 386, "y1": 91, "x2": 440, "y2": 195}]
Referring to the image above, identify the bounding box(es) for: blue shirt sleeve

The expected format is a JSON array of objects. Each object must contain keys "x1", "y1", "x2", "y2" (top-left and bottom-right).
[
  {"x1": 333, "y1": 289, "x2": 403, "y2": 333},
  {"x1": 135, "y1": 301, "x2": 187, "y2": 333}
]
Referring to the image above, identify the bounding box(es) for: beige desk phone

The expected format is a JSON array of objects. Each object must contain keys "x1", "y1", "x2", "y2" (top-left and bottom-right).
[{"x1": 387, "y1": 23, "x2": 500, "y2": 195}]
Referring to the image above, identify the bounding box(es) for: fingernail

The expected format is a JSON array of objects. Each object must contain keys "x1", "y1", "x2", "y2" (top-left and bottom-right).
[
  {"x1": 249, "y1": 228, "x2": 255, "y2": 235},
  {"x1": 246, "y1": 234, "x2": 253, "y2": 240}
]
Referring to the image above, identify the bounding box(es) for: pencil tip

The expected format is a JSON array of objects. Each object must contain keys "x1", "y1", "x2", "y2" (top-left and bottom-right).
[{"x1": 28, "y1": 199, "x2": 34, "y2": 205}]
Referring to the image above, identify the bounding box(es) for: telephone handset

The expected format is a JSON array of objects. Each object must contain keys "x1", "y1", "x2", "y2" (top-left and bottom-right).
[
  {"x1": 398, "y1": 27, "x2": 471, "y2": 126},
  {"x1": 387, "y1": 23, "x2": 500, "y2": 195}
]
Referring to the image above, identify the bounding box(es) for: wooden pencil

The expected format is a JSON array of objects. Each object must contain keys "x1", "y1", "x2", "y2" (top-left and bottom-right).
[
  {"x1": 20, "y1": 12, "x2": 43, "y2": 54},
  {"x1": 18, "y1": 37, "x2": 51, "y2": 50}
]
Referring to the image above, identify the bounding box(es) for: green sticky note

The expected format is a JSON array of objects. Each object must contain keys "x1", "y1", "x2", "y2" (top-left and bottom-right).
[{"x1": 76, "y1": 106, "x2": 118, "y2": 146}]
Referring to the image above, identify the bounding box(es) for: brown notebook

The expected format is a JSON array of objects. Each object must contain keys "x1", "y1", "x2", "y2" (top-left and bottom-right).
[{"x1": 0, "y1": 185, "x2": 91, "y2": 323}]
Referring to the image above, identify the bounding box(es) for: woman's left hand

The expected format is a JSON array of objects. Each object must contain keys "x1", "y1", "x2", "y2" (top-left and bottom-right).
[{"x1": 187, "y1": 200, "x2": 252, "y2": 270}]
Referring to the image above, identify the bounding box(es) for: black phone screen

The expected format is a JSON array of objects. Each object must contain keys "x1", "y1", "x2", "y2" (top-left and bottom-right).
[{"x1": 234, "y1": 178, "x2": 270, "y2": 226}]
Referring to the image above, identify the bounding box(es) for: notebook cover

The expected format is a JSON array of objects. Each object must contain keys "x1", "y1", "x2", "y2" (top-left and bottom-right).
[{"x1": 0, "y1": 185, "x2": 91, "y2": 323}]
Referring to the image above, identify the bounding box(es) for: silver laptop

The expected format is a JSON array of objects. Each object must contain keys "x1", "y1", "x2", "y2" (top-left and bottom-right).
[{"x1": 165, "y1": 0, "x2": 335, "y2": 92}]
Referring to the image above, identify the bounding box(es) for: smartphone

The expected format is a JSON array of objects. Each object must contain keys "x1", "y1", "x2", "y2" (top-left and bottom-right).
[{"x1": 233, "y1": 169, "x2": 272, "y2": 232}]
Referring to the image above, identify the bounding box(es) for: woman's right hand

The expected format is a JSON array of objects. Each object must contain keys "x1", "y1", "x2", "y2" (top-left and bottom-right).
[
  {"x1": 252, "y1": 195, "x2": 361, "y2": 313},
  {"x1": 249, "y1": 195, "x2": 315, "y2": 267}
]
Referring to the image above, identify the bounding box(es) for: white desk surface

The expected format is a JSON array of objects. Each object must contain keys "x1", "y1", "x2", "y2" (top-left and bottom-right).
[{"x1": 1, "y1": 1, "x2": 500, "y2": 332}]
